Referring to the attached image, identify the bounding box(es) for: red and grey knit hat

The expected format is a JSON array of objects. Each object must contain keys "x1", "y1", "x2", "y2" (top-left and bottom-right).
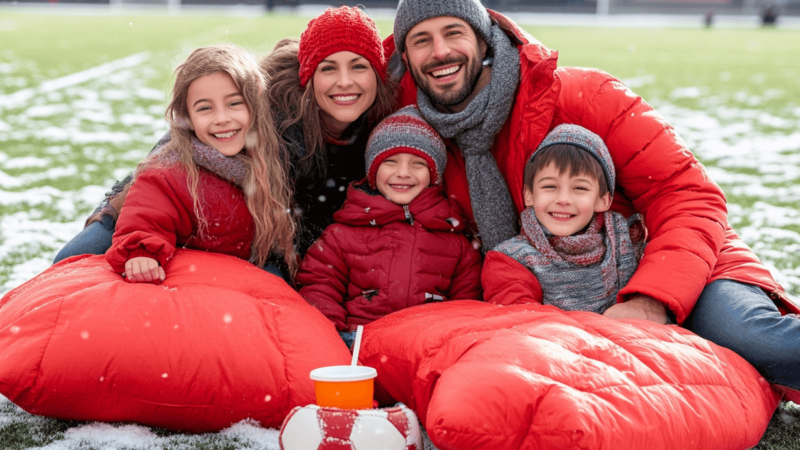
[
  {"x1": 366, "y1": 105, "x2": 447, "y2": 189},
  {"x1": 298, "y1": 6, "x2": 386, "y2": 88}
]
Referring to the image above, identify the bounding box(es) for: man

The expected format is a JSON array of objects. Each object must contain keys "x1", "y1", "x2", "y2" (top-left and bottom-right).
[{"x1": 386, "y1": 0, "x2": 799, "y2": 399}]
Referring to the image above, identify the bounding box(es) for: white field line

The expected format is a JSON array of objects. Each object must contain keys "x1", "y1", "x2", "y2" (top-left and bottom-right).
[{"x1": 0, "y1": 52, "x2": 150, "y2": 111}]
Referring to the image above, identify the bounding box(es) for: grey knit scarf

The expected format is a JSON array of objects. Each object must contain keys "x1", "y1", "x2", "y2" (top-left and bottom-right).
[
  {"x1": 417, "y1": 24, "x2": 520, "y2": 252},
  {"x1": 151, "y1": 134, "x2": 248, "y2": 187},
  {"x1": 494, "y1": 208, "x2": 645, "y2": 314}
]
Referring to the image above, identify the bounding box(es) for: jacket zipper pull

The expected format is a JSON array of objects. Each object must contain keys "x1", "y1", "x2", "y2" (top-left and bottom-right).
[{"x1": 403, "y1": 205, "x2": 414, "y2": 225}]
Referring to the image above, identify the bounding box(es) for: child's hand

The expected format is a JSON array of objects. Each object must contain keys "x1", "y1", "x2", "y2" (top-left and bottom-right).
[{"x1": 124, "y1": 257, "x2": 166, "y2": 283}]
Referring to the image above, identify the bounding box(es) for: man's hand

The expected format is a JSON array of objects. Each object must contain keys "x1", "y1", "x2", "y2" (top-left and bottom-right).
[
  {"x1": 603, "y1": 295, "x2": 668, "y2": 324},
  {"x1": 124, "y1": 257, "x2": 165, "y2": 283}
]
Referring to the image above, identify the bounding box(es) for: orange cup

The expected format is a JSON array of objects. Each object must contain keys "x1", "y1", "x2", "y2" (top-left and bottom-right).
[{"x1": 309, "y1": 365, "x2": 377, "y2": 410}]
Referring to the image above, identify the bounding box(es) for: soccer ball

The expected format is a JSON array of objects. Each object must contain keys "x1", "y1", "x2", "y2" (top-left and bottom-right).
[{"x1": 279, "y1": 404, "x2": 422, "y2": 450}]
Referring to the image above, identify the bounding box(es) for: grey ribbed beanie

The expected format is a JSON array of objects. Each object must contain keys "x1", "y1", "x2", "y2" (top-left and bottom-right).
[
  {"x1": 531, "y1": 124, "x2": 616, "y2": 196},
  {"x1": 393, "y1": 0, "x2": 492, "y2": 53}
]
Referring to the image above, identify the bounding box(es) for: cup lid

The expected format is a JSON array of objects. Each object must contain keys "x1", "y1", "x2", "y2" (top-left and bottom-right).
[{"x1": 309, "y1": 365, "x2": 377, "y2": 382}]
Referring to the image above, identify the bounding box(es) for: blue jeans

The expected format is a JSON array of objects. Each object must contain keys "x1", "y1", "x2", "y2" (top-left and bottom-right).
[
  {"x1": 53, "y1": 216, "x2": 115, "y2": 264},
  {"x1": 684, "y1": 279, "x2": 800, "y2": 391},
  {"x1": 339, "y1": 331, "x2": 357, "y2": 350}
]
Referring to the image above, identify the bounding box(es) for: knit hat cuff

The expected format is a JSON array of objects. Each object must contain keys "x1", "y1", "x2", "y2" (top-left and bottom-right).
[
  {"x1": 367, "y1": 147, "x2": 440, "y2": 189},
  {"x1": 299, "y1": 46, "x2": 386, "y2": 88}
]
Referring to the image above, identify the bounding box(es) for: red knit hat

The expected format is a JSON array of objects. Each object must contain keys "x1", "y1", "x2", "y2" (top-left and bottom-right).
[{"x1": 298, "y1": 6, "x2": 387, "y2": 88}]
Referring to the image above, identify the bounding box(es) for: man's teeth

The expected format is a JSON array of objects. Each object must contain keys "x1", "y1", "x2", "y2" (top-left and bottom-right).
[
  {"x1": 214, "y1": 130, "x2": 238, "y2": 139},
  {"x1": 333, "y1": 95, "x2": 359, "y2": 102},
  {"x1": 431, "y1": 65, "x2": 460, "y2": 78}
]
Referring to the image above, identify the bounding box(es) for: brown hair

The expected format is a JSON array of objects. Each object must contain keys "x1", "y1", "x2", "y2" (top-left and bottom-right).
[
  {"x1": 138, "y1": 44, "x2": 297, "y2": 276},
  {"x1": 262, "y1": 38, "x2": 396, "y2": 179},
  {"x1": 524, "y1": 144, "x2": 609, "y2": 197}
]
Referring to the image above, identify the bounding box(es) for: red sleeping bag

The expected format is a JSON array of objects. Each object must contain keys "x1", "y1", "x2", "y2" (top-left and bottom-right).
[
  {"x1": 360, "y1": 301, "x2": 780, "y2": 450},
  {"x1": 0, "y1": 250, "x2": 351, "y2": 432}
]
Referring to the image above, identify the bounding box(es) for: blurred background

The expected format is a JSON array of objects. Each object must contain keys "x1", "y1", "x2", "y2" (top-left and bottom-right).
[{"x1": 3, "y1": 0, "x2": 799, "y2": 19}]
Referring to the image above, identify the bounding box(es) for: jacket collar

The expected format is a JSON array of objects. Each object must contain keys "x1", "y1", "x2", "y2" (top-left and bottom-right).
[{"x1": 333, "y1": 179, "x2": 466, "y2": 232}]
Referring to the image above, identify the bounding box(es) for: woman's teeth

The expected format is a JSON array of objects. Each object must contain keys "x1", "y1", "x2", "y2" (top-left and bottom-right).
[
  {"x1": 333, "y1": 95, "x2": 359, "y2": 102},
  {"x1": 432, "y1": 65, "x2": 460, "y2": 78},
  {"x1": 214, "y1": 130, "x2": 238, "y2": 139}
]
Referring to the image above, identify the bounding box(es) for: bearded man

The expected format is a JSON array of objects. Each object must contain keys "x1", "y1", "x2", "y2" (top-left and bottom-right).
[{"x1": 386, "y1": 0, "x2": 799, "y2": 399}]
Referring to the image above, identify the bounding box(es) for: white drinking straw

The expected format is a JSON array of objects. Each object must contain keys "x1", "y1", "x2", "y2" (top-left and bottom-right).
[{"x1": 351, "y1": 325, "x2": 364, "y2": 366}]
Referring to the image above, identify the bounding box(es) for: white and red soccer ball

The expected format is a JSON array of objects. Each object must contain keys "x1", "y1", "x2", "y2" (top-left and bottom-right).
[{"x1": 279, "y1": 404, "x2": 422, "y2": 450}]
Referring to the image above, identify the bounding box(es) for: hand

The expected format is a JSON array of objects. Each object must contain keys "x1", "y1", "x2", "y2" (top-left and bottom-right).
[
  {"x1": 85, "y1": 211, "x2": 104, "y2": 227},
  {"x1": 124, "y1": 257, "x2": 166, "y2": 284},
  {"x1": 603, "y1": 295, "x2": 668, "y2": 324}
]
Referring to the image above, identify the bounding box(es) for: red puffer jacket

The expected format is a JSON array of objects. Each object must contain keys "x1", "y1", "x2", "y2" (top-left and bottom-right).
[
  {"x1": 388, "y1": 11, "x2": 798, "y2": 323},
  {"x1": 106, "y1": 164, "x2": 254, "y2": 272},
  {"x1": 296, "y1": 182, "x2": 482, "y2": 331}
]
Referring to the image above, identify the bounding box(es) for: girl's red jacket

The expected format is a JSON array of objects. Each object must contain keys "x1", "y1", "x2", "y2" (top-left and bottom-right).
[{"x1": 106, "y1": 165, "x2": 254, "y2": 272}]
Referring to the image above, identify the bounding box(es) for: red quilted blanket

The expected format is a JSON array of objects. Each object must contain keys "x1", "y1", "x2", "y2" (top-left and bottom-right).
[
  {"x1": 360, "y1": 301, "x2": 780, "y2": 450},
  {"x1": 0, "y1": 250, "x2": 351, "y2": 432}
]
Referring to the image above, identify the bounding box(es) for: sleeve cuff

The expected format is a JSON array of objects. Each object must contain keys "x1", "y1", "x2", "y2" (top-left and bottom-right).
[{"x1": 127, "y1": 248, "x2": 160, "y2": 263}]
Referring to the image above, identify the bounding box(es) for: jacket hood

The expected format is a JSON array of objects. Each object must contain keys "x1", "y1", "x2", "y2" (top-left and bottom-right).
[{"x1": 333, "y1": 180, "x2": 467, "y2": 232}]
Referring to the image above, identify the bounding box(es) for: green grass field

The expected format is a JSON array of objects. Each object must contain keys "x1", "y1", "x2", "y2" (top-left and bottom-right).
[{"x1": 0, "y1": 8, "x2": 799, "y2": 450}]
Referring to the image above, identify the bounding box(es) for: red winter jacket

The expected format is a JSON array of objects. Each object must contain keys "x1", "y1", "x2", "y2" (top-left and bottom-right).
[
  {"x1": 296, "y1": 182, "x2": 482, "y2": 331},
  {"x1": 387, "y1": 11, "x2": 798, "y2": 324},
  {"x1": 106, "y1": 164, "x2": 254, "y2": 272}
]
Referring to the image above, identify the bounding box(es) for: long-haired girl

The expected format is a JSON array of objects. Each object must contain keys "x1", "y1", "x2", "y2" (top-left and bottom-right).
[{"x1": 105, "y1": 44, "x2": 296, "y2": 282}]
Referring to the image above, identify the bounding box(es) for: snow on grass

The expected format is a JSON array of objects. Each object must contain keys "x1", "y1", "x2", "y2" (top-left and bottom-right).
[
  {"x1": 649, "y1": 95, "x2": 800, "y2": 299},
  {"x1": 0, "y1": 394, "x2": 283, "y2": 450},
  {"x1": 0, "y1": 394, "x2": 445, "y2": 450},
  {"x1": 0, "y1": 52, "x2": 166, "y2": 292}
]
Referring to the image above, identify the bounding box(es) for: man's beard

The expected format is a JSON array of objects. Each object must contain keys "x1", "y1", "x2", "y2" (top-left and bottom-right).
[{"x1": 410, "y1": 54, "x2": 483, "y2": 107}]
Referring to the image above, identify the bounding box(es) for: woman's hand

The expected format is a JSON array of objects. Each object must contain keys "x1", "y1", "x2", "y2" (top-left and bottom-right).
[
  {"x1": 603, "y1": 295, "x2": 668, "y2": 324},
  {"x1": 124, "y1": 257, "x2": 166, "y2": 283}
]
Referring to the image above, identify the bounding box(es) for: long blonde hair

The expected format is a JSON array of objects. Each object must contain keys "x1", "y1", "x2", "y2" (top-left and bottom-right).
[
  {"x1": 262, "y1": 38, "x2": 396, "y2": 179},
  {"x1": 140, "y1": 44, "x2": 297, "y2": 275}
]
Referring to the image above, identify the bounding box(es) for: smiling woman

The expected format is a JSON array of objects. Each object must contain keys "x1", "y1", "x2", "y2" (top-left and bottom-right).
[
  {"x1": 263, "y1": 5, "x2": 396, "y2": 256},
  {"x1": 312, "y1": 51, "x2": 378, "y2": 139}
]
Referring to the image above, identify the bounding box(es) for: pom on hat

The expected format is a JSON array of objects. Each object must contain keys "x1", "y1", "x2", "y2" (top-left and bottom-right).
[
  {"x1": 531, "y1": 124, "x2": 616, "y2": 196},
  {"x1": 298, "y1": 6, "x2": 386, "y2": 88},
  {"x1": 366, "y1": 105, "x2": 447, "y2": 189}
]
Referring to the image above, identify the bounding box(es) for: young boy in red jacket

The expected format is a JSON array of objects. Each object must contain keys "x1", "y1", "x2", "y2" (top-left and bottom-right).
[
  {"x1": 296, "y1": 106, "x2": 482, "y2": 347},
  {"x1": 483, "y1": 124, "x2": 646, "y2": 313}
]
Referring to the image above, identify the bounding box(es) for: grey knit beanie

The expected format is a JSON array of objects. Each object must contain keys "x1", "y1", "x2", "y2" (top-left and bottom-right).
[
  {"x1": 393, "y1": 0, "x2": 492, "y2": 53},
  {"x1": 531, "y1": 124, "x2": 616, "y2": 196},
  {"x1": 366, "y1": 105, "x2": 447, "y2": 189}
]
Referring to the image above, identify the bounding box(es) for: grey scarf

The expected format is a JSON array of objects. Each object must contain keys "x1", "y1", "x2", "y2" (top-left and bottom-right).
[
  {"x1": 495, "y1": 209, "x2": 645, "y2": 314},
  {"x1": 151, "y1": 133, "x2": 249, "y2": 187},
  {"x1": 417, "y1": 24, "x2": 520, "y2": 252}
]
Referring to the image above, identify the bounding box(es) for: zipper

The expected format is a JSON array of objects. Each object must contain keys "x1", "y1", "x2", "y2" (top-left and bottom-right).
[{"x1": 403, "y1": 205, "x2": 414, "y2": 225}]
